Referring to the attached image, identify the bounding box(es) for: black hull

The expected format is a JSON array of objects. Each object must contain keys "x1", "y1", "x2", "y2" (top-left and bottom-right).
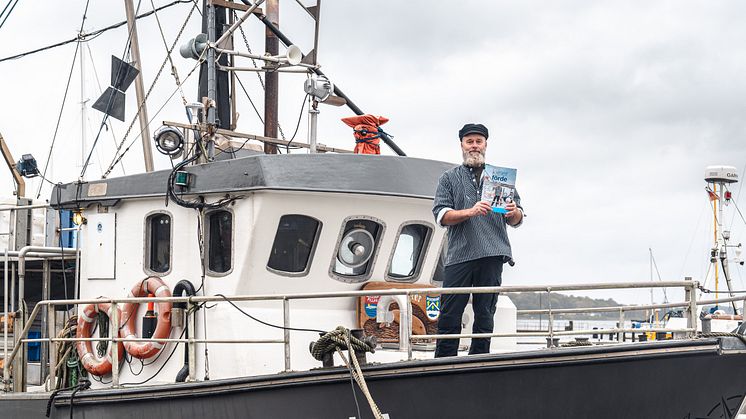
[{"x1": 4, "y1": 338, "x2": 746, "y2": 419}]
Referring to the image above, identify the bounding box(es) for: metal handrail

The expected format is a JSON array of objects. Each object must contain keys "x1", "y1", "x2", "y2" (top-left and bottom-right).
[{"x1": 7, "y1": 278, "x2": 745, "y2": 393}]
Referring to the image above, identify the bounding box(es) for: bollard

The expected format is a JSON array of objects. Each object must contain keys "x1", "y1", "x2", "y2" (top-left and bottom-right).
[{"x1": 350, "y1": 329, "x2": 368, "y2": 366}]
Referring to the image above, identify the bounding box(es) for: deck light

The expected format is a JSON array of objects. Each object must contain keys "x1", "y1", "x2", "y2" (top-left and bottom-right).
[
  {"x1": 154, "y1": 126, "x2": 185, "y2": 158},
  {"x1": 72, "y1": 210, "x2": 86, "y2": 226}
]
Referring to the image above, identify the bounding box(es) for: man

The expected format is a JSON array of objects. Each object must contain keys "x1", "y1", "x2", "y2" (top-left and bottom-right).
[{"x1": 432, "y1": 123, "x2": 523, "y2": 357}]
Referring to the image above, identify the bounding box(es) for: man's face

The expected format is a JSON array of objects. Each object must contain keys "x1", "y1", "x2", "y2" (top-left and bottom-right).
[{"x1": 461, "y1": 134, "x2": 487, "y2": 167}]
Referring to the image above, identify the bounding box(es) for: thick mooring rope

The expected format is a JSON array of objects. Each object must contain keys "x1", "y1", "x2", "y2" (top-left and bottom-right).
[
  {"x1": 310, "y1": 326, "x2": 375, "y2": 361},
  {"x1": 311, "y1": 327, "x2": 381, "y2": 419}
]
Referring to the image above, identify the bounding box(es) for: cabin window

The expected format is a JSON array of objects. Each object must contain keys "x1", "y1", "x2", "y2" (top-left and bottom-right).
[
  {"x1": 331, "y1": 217, "x2": 385, "y2": 283},
  {"x1": 206, "y1": 210, "x2": 233, "y2": 275},
  {"x1": 145, "y1": 212, "x2": 172, "y2": 274},
  {"x1": 386, "y1": 223, "x2": 432, "y2": 282},
  {"x1": 267, "y1": 215, "x2": 322, "y2": 275}
]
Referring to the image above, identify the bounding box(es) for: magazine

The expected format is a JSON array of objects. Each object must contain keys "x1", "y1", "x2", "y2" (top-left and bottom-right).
[{"x1": 479, "y1": 165, "x2": 517, "y2": 214}]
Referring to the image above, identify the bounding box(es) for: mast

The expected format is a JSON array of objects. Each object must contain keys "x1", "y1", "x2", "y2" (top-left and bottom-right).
[
  {"x1": 263, "y1": 0, "x2": 279, "y2": 154},
  {"x1": 705, "y1": 165, "x2": 739, "y2": 314},
  {"x1": 124, "y1": 0, "x2": 154, "y2": 172},
  {"x1": 79, "y1": 38, "x2": 87, "y2": 177}
]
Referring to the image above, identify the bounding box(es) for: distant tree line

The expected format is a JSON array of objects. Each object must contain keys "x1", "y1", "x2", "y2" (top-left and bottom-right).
[{"x1": 508, "y1": 292, "x2": 649, "y2": 320}]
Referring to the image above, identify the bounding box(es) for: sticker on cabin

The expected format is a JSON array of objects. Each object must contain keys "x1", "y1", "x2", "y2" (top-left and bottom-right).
[
  {"x1": 364, "y1": 296, "x2": 380, "y2": 318},
  {"x1": 426, "y1": 295, "x2": 440, "y2": 319}
]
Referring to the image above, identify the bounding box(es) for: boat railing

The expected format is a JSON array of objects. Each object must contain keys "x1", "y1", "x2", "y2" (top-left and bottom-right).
[{"x1": 4, "y1": 278, "x2": 746, "y2": 392}]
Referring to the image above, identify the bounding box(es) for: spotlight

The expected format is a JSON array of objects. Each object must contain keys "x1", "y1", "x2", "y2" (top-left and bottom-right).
[
  {"x1": 154, "y1": 126, "x2": 185, "y2": 158},
  {"x1": 16, "y1": 154, "x2": 39, "y2": 178}
]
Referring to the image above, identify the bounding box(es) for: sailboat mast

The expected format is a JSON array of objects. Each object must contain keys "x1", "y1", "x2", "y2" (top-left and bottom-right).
[
  {"x1": 714, "y1": 183, "x2": 719, "y2": 301},
  {"x1": 124, "y1": 0, "x2": 154, "y2": 172},
  {"x1": 263, "y1": 0, "x2": 279, "y2": 154},
  {"x1": 80, "y1": 38, "x2": 87, "y2": 176}
]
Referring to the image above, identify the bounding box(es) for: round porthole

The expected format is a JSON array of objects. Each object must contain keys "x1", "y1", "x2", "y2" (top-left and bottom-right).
[{"x1": 337, "y1": 228, "x2": 375, "y2": 268}]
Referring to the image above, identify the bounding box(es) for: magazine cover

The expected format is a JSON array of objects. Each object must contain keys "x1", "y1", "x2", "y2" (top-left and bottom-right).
[{"x1": 480, "y1": 165, "x2": 517, "y2": 214}]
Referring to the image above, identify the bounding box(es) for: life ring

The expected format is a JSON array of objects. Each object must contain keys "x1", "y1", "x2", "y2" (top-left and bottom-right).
[
  {"x1": 120, "y1": 276, "x2": 173, "y2": 359},
  {"x1": 76, "y1": 302, "x2": 125, "y2": 376}
]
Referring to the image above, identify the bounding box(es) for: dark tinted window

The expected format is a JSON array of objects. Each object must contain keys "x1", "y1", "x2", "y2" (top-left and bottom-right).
[
  {"x1": 333, "y1": 219, "x2": 382, "y2": 277},
  {"x1": 208, "y1": 210, "x2": 232, "y2": 273},
  {"x1": 388, "y1": 224, "x2": 431, "y2": 280},
  {"x1": 268, "y1": 215, "x2": 321, "y2": 273},
  {"x1": 148, "y1": 214, "x2": 171, "y2": 273}
]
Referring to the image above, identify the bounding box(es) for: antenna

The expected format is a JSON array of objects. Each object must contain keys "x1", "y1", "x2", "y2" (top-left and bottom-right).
[{"x1": 704, "y1": 165, "x2": 739, "y2": 314}]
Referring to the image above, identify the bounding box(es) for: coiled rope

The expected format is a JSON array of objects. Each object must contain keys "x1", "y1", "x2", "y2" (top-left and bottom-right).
[{"x1": 310, "y1": 327, "x2": 382, "y2": 419}]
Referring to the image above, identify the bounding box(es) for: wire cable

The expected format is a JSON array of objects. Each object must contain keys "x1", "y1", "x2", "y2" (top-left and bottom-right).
[
  {"x1": 0, "y1": 0, "x2": 192, "y2": 64},
  {"x1": 79, "y1": 0, "x2": 146, "y2": 180},
  {"x1": 35, "y1": 0, "x2": 90, "y2": 198},
  {"x1": 214, "y1": 293, "x2": 326, "y2": 334},
  {"x1": 0, "y1": 0, "x2": 18, "y2": 30}
]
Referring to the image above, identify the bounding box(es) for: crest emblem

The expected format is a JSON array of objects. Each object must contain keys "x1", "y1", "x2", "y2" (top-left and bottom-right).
[
  {"x1": 426, "y1": 295, "x2": 440, "y2": 320},
  {"x1": 364, "y1": 296, "x2": 380, "y2": 318}
]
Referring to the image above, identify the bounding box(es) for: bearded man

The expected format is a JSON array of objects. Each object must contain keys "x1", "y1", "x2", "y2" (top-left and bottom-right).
[{"x1": 431, "y1": 123, "x2": 524, "y2": 357}]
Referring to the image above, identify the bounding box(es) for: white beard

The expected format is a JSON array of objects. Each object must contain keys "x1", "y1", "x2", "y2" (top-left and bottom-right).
[{"x1": 463, "y1": 150, "x2": 485, "y2": 167}]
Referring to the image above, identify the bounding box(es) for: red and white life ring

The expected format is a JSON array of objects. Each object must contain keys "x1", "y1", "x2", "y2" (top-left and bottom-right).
[
  {"x1": 76, "y1": 302, "x2": 125, "y2": 376},
  {"x1": 120, "y1": 276, "x2": 173, "y2": 359}
]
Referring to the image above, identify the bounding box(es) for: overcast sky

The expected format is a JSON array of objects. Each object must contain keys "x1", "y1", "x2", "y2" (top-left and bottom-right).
[{"x1": 1, "y1": 1, "x2": 745, "y2": 305}]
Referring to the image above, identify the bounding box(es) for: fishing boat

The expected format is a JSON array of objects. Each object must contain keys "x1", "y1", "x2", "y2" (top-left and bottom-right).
[{"x1": 3, "y1": 2, "x2": 746, "y2": 418}]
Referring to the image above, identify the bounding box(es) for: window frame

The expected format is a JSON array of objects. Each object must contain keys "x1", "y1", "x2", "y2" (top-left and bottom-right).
[
  {"x1": 266, "y1": 214, "x2": 323, "y2": 277},
  {"x1": 204, "y1": 208, "x2": 235, "y2": 277},
  {"x1": 385, "y1": 221, "x2": 434, "y2": 283},
  {"x1": 429, "y1": 236, "x2": 448, "y2": 286},
  {"x1": 142, "y1": 210, "x2": 173, "y2": 276},
  {"x1": 329, "y1": 215, "x2": 386, "y2": 284}
]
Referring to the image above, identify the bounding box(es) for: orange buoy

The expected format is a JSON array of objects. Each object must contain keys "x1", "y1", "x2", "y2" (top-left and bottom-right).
[
  {"x1": 76, "y1": 302, "x2": 125, "y2": 376},
  {"x1": 120, "y1": 276, "x2": 173, "y2": 359}
]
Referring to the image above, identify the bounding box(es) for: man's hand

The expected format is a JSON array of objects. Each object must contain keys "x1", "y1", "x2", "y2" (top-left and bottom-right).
[
  {"x1": 504, "y1": 201, "x2": 523, "y2": 226},
  {"x1": 469, "y1": 201, "x2": 492, "y2": 217}
]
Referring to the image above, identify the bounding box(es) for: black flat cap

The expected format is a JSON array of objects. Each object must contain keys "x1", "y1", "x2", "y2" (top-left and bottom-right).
[{"x1": 459, "y1": 123, "x2": 489, "y2": 140}]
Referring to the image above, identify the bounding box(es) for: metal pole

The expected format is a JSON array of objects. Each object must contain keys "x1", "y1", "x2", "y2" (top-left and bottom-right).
[
  {"x1": 282, "y1": 298, "x2": 290, "y2": 371},
  {"x1": 685, "y1": 277, "x2": 697, "y2": 337},
  {"x1": 263, "y1": 0, "x2": 279, "y2": 154},
  {"x1": 46, "y1": 304, "x2": 56, "y2": 390},
  {"x1": 123, "y1": 0, "x2": 154, "y2": 172},
  {"x1": 308, "y1": 101, "x2": 319, "y2": 153},
  {"x1": 79, "y1": 36, "x2": 87, "y2": 177},
  {"x1": 3, "y1": 249, "x2": 9, "y2": 391},
  {"x1": 40, "y1": 260, "x2": 50, "y2": 383},
  {"x1": 206, "y1": 0, "x2": 218, "y2": 159},
  {"x1": 110, "y1": 302, "x2": 120, "y2": 388},
  {"x1": 188, "y1": 303, "x2": 196, "y2": 381},
  {"x1": 252, "y1": 12, "x2": 407, "y2": 156}
]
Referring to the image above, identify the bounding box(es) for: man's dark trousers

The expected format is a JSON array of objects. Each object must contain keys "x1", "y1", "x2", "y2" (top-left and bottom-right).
[{"x1": 435, "y1": 256, "x2": 503, "y2": 357}]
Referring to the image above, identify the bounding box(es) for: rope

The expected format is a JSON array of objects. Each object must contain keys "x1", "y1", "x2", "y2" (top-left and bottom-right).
[
  {"x1": 310, "y1": 327, "x2": 382, "y2": 419},
  {"x1": 309, "y1": 326, "x2": 375, "y2": 361},
  {"x1": 559, "y1": 340, "x2": 593, "y2": 347}
]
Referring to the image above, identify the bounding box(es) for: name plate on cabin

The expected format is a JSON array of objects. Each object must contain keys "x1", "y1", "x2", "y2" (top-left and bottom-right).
[{"x1": 88, "y1": 183, "x2": 108, "y2": 197}]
